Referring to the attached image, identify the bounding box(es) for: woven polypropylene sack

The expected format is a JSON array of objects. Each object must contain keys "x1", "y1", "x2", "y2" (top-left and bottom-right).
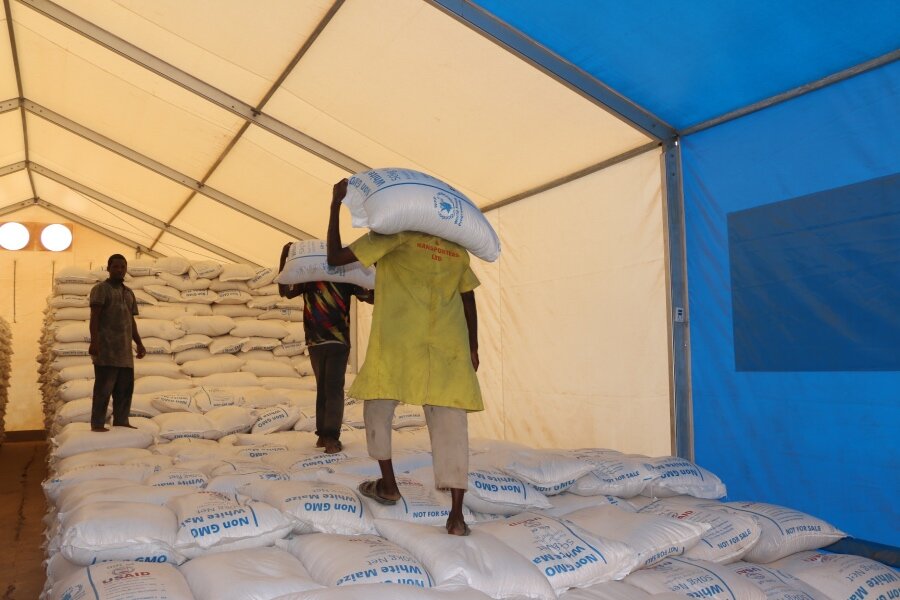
[
  {"x1": 764, "y1": 551, "x2": 897, "y2": 600},
  {"x1": 276, "y1": 239, "x2": 375, "y2": 288},
  {"x1": 375, "y1": 518, "x2": 557, "y2": 600},
  {"x1": 50, "y1": 560, "x2": 194, "y2": 600},
  {"x1": 178, "y1": 546, "x2": 321, "y2": 600},
  {"x1": 343, "y1": 168, "x2": 500, "y2": 262},
  {"x1": 721, "y1": 502, "x2": 845, "y2": 563},
  {"x1": 475, "y1": 511, "x2": 640, "y2": 594},
  {"x1": 624, "y1": 557, "x2": 766, "y2": 600},
  {"x1": 277, "y1": 533, "x2": 434, "y2": 589}
]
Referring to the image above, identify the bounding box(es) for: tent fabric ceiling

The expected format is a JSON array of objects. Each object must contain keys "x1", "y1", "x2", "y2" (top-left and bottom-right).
[
  {"x1": 0, "y1": 0, "x2": 651, "y2": 267},
  {"x1": 0, "y1": 0, "x2": 894, "y2": 264},
  {"x1": 466, "y1": 0, "x2": 900, "y2": 130}
]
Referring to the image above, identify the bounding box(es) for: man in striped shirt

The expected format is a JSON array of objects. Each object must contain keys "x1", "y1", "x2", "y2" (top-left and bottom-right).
[{"x1": 280, "y1": 245, "x2": 373, "y2": 454}]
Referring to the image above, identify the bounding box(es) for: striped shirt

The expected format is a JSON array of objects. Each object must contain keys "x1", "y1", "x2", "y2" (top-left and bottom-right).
[{"x1": 302, "y1": 281, "x2": 365, "y2": 347}]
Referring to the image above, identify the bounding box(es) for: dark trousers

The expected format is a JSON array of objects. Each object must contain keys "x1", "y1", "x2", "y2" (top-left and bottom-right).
[
  {"x1": 308, "y1": 343, "x2": 349, "y2": 441},
  {"x1": 91, "y1": 365, "x2": 134, "y2": 428}
]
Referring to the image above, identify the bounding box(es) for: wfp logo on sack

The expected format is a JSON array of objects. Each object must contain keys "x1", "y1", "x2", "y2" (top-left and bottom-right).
[
  {"x1": 435, "y1": 192, "x2": 456, "y2": 220},
  {"x1": 434, "y1": 192, "x2": 462, "y2": 225}
]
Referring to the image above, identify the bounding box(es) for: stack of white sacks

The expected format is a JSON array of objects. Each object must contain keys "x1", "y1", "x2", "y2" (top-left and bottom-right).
[
  {"x1": 41, "y1": 417, "x2": 898, "y2": 599},
  {"x1": 0, "y1": 316, "x2": 10, "y2": 442},
  {"x1": 37, "y1": 257, "x2": 320, "y2": 438},
  {"x1": 36, "y1": 221, "x2": 898, "y2": 597}
]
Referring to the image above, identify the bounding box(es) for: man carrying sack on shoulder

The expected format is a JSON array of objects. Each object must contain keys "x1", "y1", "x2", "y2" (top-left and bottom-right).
[
  {"x1": 325, "y1": 178, "x2": 482, "y2": 536},
  {"x1": 279, "y1": 243, "x2": 373, "y2": 454}
]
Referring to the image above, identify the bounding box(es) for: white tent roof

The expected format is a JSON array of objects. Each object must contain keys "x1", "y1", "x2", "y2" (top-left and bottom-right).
[{"x1": 0, "y1": 0, "x2": 653, "y2": 266}]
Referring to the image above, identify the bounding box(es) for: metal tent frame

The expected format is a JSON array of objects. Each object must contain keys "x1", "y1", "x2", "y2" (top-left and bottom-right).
[{"x1": 1, "y1": 0, "x2": 896, "y2": 462}]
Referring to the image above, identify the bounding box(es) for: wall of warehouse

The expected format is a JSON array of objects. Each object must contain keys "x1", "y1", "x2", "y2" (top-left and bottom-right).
[
  {"x1": 0, "y1": 205, "x2": 136, "y2": 431},
  {"x1": 4, "y1": 148, "x2": 673, "y2": 458},
  {"x1": 681, "y1": 61, "x2": 900, "y2": 546}
]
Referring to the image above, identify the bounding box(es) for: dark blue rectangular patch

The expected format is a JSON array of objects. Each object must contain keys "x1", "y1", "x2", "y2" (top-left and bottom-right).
[{"x1": 728, "y1": 173, "x2": 900, "y2": 371}]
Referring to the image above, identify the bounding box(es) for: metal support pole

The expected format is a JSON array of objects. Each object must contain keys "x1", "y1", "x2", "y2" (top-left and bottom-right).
[{"x1": 662, "y1": 139, "x2": 693, "y2": 460}]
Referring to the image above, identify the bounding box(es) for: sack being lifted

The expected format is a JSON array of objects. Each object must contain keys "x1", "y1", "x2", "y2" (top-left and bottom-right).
[
  {"x1": 343, "y1": 167, "x2": 500, "y2": 262},
  {"x1": 277, "y1": 239, "x2": 376, "y2": 289}
]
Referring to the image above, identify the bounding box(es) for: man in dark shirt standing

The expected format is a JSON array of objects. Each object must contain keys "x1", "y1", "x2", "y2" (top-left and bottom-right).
[
  {"x1": 88, "y1": 254, "x2": 145, "y2": 432},
  {"x1": 279, "y1": 243, "x2": 373, "y2": 454}
]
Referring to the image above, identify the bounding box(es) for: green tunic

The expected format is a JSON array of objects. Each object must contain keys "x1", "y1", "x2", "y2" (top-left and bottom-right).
[{"x1": 349, "y1": 231, "x2": 483, "y2": 411}]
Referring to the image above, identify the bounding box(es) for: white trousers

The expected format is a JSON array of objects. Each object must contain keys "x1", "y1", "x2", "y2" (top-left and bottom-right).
[{"x1": 363, "y1": 399, "x2": 469, "y2": 490}]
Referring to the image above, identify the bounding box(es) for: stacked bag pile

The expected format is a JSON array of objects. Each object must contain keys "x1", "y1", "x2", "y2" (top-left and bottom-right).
[
  {"x1": 0, "y1": 316, "x2": 10, "y2": 442},
  {"x1": 41, "y1": 417, "x2": 898, "y2": 600},
  {"x1": 37, "y1": 258, "x2": 319, "y2": 440},
  {"x1": 38, "y1": 176, "x2": 898, "y2": 599}
]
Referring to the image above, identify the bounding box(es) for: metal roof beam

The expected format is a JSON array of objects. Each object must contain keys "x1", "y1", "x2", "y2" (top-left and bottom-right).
[
  {"x1": 257, "y1": 0, "x2": 344, "y2": 110},
  {"x1": 5, "y1": 197, "x2": 163, "y2": 256},
  {"x1": 24, "y1": 100, "x2": 315, "y2": 241},
  {"x1": 0, "y1": 160, "x2": 27, "y2": 177},
  {"x1": 2, "y1": 2, "x2": 37, "y2": 198},
  {"x1": 682, "y1": 49, "x2": 900, "y2": 136},
  {"x1": 148, "y1": 1, "x2": 346, "y2": 254},
  {"x1": 482, "y1": 142, "x2": 660, "y2": 212},
  {"x1": 16, "y1": 0, "x2": 368, "y2": 174},
  {"x1": 29, "y1": 162, "x2": 259, "y2": 266},
  {"x1": 0, "y1": 97, "x2": 20, "y2": 114},
  {"x1": 0, "y1": 197, "x2": 34, "y2": 217},
  {"x1": 37, "y1": 198, "x2": 163, "y2": 257},
  {"x1": 427, "y1": 0, "x2": 675, "y2": 142}
]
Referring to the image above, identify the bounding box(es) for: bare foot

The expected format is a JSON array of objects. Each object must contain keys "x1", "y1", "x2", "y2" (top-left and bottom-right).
[
  {"x1": 446, "y1": 513, "x2": 470, "y2": 536},
  {"x1": 91, "y1": 426, "x2": 109, "y2": 432},
  {"x1": 114, "y1": 424, "x2": 138, "y2": 429}
]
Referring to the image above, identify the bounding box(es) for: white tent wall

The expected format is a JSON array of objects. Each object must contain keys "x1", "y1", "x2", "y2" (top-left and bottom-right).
[
  {"x1": 355, "y1": 149, "x2": 671, "y2": 455},
  {"x1": 0, "y1": 0, "x2": 667, "y2": 452},
  {"x1": 0, "y1": 205, "x2": 136, "y2": 431}
]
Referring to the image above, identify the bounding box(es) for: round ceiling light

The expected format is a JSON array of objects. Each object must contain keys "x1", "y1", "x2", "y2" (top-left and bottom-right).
[
  {"x1": 0, "y1": 222, "x2": 30, "y2": 250},
  {"x1": 41, "y1": 223, "x2": 73, "y2": 251}
]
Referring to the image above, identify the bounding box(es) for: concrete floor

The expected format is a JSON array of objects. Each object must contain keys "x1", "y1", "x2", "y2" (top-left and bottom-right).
[{"x1": 0, "y1": 441, "x2": 48, "y2": 600}]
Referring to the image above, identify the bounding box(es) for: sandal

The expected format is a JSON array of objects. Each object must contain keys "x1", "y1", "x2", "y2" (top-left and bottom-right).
[{"x1": 358, "y1": 480, "x2": 400, "y2": 505}]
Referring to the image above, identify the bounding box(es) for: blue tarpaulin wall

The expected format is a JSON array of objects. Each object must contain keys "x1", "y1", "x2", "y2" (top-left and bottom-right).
[
  {"x1": 470, "y1": 0, "x2": 900, "y2": 130},
  {"x1": 467, "y1": 0, "x2": 900, "y2": 546},
  {"x1": 681, "y1": 61, "x2": 900, "y2": 546}
]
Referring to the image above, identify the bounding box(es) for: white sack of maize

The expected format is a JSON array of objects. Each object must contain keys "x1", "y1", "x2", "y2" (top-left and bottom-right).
[{"x1": 343, "y1": 168, "x2": 500, "y2": 262}]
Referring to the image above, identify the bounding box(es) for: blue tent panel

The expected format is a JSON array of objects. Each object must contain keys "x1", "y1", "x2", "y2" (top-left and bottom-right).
[
  {"x1": 682, "y1": 61, "x2": 900, "y2": 546},
  {"x1": 729, "y1": 173, "x2": 900, "y2": 372},
  {"x1": 470, "y1": 0, "x2": 900, "y2": 129}
]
